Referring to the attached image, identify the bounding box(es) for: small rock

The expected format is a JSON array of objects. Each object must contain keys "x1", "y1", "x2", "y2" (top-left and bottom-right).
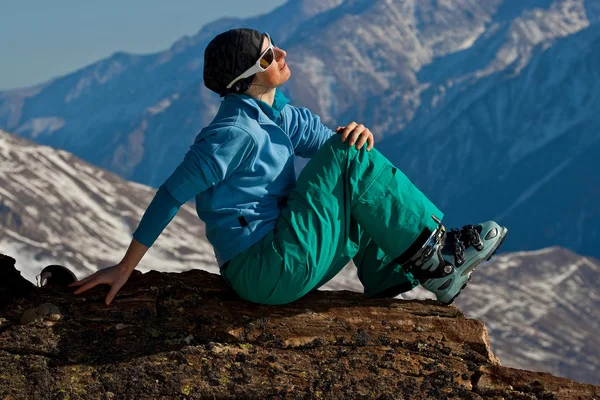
[
  {"x1": 20, "y1": 303, "x2": 63, "y2": 325},
  {"x1": 183, "y1": 335, "x2": 194, "y2": 345},
  {"x1": 37, "y1": 303, "x2": 52, "y2": 316},
  {"x1": 0, "y1": 318, "x2": 10, "y2": 330},
  {"x1": 210, "y1": 342, "x2": 225, "y2": 354},
  {"x1": 20, "y1": 309, "x2": 41, "y2": 325},
  {"x1": 48, "y1": 313, "x2": 62, "y2": 322}
]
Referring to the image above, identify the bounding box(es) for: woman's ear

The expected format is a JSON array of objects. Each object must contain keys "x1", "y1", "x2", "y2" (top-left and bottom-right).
[{"x1": 238, "y1": 76, "x2": 256, "y2": 94}]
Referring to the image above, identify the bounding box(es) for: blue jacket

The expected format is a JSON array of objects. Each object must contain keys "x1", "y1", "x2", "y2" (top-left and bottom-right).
[{"x1": 133, "y1": 90, "x2": 335, "y2": 266}]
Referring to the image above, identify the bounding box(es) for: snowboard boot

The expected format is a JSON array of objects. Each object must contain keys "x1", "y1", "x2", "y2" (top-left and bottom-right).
[{"x1": 395, "y1": 217, "x2": 507, "y2": 304}]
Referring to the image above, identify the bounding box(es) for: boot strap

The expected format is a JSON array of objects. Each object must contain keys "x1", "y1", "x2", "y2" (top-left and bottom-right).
[
  {"x1": 395, "y1": 223, "x2": 454, "y2": 281},
  {"x1": 395, "y1": 222, "x2": 485, "y2": 281}
]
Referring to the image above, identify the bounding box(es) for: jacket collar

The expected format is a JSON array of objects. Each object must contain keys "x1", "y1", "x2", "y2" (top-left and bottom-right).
[{"x1": 224, "y1": 90, "x2": 290, "y2": 125}]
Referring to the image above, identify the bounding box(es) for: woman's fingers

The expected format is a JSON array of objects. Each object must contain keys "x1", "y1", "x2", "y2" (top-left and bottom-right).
[
  {"x1": 105, "y1": 284, "x2": 121, "y2": 306},
  {"x1": 68, "y1": 272, "x2": 97, "y2": 287},
  {"x1": 68, "y1": 265, "x2": 130, "y2": 305},
  {"x1": 355, "y1": 130, "x2": 371, "y2": 149},
  {"x1": 341, "y1": 122, "x2": 358, "y2": 142},
  {"x1": 337, "y1": 122, "x2": 375, "y2": 151},
  {"x1": 348, "y1": 125, "x2": 366, "y2": 146},
  {"x1": 359, "y1": 132, "x2": 374, "y2": 151},
  {"x1": 72, "y1": 276, "x2": 105, "y2": 295},
  {"x1": 367, "y1": 134, "x2": 375, "y2": 151}
]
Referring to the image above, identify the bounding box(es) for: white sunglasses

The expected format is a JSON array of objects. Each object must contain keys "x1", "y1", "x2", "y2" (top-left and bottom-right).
[{"x1": 226, "y1": 33, "x2": 276, "y2": 90}]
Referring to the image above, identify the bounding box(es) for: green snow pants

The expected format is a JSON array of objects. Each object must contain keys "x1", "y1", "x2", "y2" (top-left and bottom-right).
[{"x1": 221, "y1": 135, "x2": 443, "y2": 305}]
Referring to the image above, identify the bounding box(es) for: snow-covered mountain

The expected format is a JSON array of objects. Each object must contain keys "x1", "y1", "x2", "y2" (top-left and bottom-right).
[
  {"x1": 1, "y1": 128, "x2": 597, "y2": 384},
  {"x1": 0, "y1": 0, "x2": 347, "y2": 188},
  {"x1": 454, "y1": 247, "x2": 600, "y2": 386},
  {"x1": 1, "y1": 0, "x2": 596, "y2": 183},
  {"x1": 1, "y1": 0, "x2": 599, "y2": 259},
  {"x1": 0, "y1": 130, "x2": 217, "y2": 283},
  {"x1": 380, "y1": 17, "x2": 600, "y2": 257}
]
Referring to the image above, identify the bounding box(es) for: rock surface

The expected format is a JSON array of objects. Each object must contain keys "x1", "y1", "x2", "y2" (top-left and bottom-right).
[{"x1": 1, "y1": 253, "x2": 598, "y2": 399}]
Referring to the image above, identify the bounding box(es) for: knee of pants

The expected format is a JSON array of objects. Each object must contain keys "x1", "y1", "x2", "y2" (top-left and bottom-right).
[
  {"x1": 311, "y1": 134, "x2": 365, "y2": 168},
  {"x1": 324, "y1": 134, "x2": 358, "y2": 153}
]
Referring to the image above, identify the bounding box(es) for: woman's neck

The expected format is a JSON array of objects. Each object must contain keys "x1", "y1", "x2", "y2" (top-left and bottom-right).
[{"x1": 244, "y1": 85, "x2": 276, "y2": 106}]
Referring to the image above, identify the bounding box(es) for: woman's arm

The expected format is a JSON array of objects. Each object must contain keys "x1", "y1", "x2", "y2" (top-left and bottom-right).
[
  {"x1": 70, "y1": 127, "x2": 256, "y2": 305},
  {"x1": 285, "y1": 106, "x2": 375, "y2": 157},
  {"x1": 284, "y1": 106, "x2": 335, "y2": 158},
  {"x1": 119, "y1": 237, "x2": 150, "y2": 273},
  {"x1": 69, "y1": 186, "x2": 182, "y2": 305}
]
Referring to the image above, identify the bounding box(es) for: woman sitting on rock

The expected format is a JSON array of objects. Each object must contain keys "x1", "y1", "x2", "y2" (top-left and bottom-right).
[{"x1": 70, "y1": 28, "x2": 507, "y2": 306}]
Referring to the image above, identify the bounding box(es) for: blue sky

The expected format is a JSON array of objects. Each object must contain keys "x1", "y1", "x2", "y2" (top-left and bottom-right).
[{"x1": 0, "y1": 0, "x2": 286, "y2": 90}]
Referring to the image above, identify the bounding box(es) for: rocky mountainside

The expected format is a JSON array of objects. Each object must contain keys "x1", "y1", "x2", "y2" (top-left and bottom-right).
[
  {"x1": 2, "y1": 254, "x2": 599, "y2": 399},
  {"x1": 0, "y1": 130, "x2": 217, "y2": 284}
]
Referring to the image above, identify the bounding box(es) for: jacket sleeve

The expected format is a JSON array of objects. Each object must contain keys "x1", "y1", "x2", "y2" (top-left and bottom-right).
[
  {"x1": 163, "y1": 127, "x2": 256, "y2": 204},
  {"x1": 132, "y1": 127, "x2": 255, "y2": 247},
  {"x1": 132, "y1": 185, "x2": 182, "y2": 247},
  {"x1": 284, "y1": 105, "x2": 335, "y2": 158}
]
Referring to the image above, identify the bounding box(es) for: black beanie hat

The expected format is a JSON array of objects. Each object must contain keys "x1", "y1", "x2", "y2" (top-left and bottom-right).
[{"x1": 204, "y1": 28, "x2": 265, "y2": 97}]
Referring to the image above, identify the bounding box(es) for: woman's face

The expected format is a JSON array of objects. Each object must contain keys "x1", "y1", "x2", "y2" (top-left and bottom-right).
[{"x1": 253, "y1": 36, "x2": 290, "y2": 89}]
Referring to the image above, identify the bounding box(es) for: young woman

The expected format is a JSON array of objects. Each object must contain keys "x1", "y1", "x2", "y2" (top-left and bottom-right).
[{"x1": 70, "y1": 28, "x2": 507, "y2": 306}]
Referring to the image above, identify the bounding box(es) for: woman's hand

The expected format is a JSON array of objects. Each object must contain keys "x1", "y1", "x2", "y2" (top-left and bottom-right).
[
  {"x1": 69, "y1": 263, "x2": 134, "y2": 305},
  {"x1": 336, "y1": 122, "x2": 375, "y2": 151}
]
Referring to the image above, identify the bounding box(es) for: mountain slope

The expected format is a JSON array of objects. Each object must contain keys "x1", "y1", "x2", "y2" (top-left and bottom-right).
[
  {"x1": 1, "y1": 0, "x2": 597, "y2": 186},
  {"x1": 0, "y1": 130, "x2": 217, "y2": 283},
  {"x1": 0, "y1": 0, "x2": 345, "y2": 188},
  {"x1": 455, "y1": 247, "x2": 600, "y2": 385},
  {"x1": 2, "y1": 1, "x2": 599, "y2": 259},
  {"x1": 380, "y1": 21, "x2": 600, "y2": 256}
]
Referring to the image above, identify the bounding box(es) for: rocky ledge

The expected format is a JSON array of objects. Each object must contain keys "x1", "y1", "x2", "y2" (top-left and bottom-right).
[{"x1": 1, "y1": 254, "x2": 598, "y2": 400}]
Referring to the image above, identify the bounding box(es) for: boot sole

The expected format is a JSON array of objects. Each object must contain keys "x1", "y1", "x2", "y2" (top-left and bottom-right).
[{"x1": 445, "y1": 227, "x2": 508, "y2": 305}]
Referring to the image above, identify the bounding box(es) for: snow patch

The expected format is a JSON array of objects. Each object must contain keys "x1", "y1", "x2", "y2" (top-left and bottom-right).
[{"x1": 16, "y1": 117, "x2": 65, "y2": 138}]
